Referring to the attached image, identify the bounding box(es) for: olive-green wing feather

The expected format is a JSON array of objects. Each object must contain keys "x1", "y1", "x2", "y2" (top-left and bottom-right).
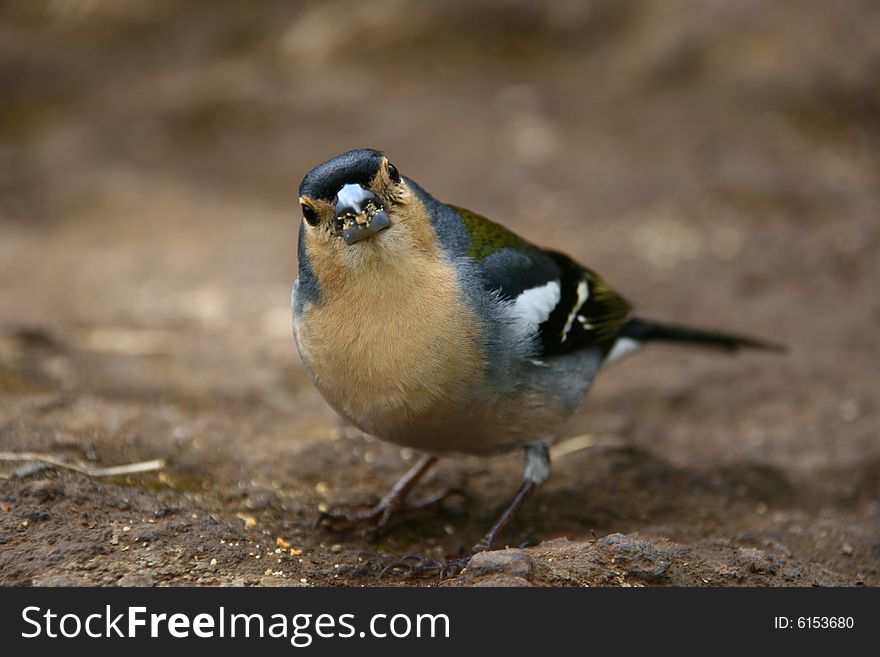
[{"x1": 453, "y1": 205, "x2": 633, "y2": 356}]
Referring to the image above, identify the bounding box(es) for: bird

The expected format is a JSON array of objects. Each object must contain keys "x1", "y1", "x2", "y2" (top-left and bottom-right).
[{"x1": 292, "y1": 148, "x2": 782, "y2": 575}]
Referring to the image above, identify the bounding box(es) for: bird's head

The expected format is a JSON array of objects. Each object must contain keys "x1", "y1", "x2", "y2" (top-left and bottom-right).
[{"x1": 297, "y1": 149, "x2": 437, "y2": 280}]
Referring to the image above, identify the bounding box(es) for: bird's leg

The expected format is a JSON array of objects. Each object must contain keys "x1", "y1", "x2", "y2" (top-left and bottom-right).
[
  {"x1": 471, "y1": 479, "x2": 537, "y2": 553},
  {"x1": 386, "y1": 444, "x2": 549, "y2": 578},
  {"x1": 318, "y1": 455, "x2": 464, "y2": 539}
]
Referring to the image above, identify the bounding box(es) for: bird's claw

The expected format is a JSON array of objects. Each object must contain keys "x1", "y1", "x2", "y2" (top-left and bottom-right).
[
  {"x1": 380, "y1": 553, "x2": 473, "y2": 579},
  {"x1": 382, "y1": 537, "x2": 493, "y2": 578},
  {"x1": 316, "y1": 487, "x2": 469, "y2": 541},
  {"x1": 315, "y1": 508, "x2": 381, "y2": 530}
]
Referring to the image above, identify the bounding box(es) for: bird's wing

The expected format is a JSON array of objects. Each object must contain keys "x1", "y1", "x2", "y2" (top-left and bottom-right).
[
  {"x1": 454, "y1": 206, "x2": 633, "y2": 357},
  {"x1": 538, "y1": 250, "x2": 634, "y2": 356}
]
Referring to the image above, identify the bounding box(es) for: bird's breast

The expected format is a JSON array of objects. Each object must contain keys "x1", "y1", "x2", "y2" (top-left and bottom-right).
[{"x1": 293, "y1": 254, "x2": 486, "y2": 439}]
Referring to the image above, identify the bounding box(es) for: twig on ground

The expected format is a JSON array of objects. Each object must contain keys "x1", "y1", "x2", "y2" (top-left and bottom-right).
[
  {"x1": 0, "y1": 452, "x2": 165, "y2": 477},
  {"x1": 550, "y1": 434, "x2": 595, "y2": 460}
]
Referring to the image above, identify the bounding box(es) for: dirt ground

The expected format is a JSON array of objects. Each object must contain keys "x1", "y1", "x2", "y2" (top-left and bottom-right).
[{"x1": 1, "y1": 0, "x2": 878, "y2": 587}]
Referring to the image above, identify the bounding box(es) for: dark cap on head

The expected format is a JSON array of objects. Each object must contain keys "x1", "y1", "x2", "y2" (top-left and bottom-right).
[{"x1": 299, "y1": 148, "x2": 385, "y2": 201}]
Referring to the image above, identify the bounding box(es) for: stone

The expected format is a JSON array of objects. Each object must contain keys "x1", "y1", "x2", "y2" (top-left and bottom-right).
[
  {"x1": 32, "y1": 574, "x2": 89, "y2": 587},
  {"x1": 600, "y1": 533, "x2": 671, "y2": 582},
  {"x1": 466, "y1": 549, "x2": 532, "y2": 580},
  {"x1": 117, "y1": 572, "x2": 155, "y2": 587}
]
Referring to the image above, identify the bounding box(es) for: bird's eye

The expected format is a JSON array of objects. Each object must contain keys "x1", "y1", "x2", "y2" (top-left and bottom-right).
[
  {"x1": 387, "y1": 162, "x2": 401, "y2": 184},
  {"x1": 302, "y1": 204, "x2": 319, "y2": 226}
]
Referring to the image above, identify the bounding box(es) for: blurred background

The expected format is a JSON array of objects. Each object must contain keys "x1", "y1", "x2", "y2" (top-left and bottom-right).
[{"x1": 1, "y1": 0, "x2": 878, "y2": 586}]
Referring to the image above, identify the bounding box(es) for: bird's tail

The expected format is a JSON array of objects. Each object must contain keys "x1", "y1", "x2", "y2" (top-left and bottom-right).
[{"x1": 619, "y1": 317, "x2": 785, "y2": 354}]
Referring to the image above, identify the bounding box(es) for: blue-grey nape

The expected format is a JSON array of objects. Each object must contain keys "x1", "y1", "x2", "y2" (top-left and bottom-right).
[
  {"x1": 299, "y1": 148, "x2": 385, "y2": 201},
  {"x1": 404, "y1": 179, "x2": 471, "y2": 257}
]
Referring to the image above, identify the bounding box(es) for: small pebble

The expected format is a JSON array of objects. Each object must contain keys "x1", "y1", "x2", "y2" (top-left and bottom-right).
[{"x1": 117, "y1": 573, "x2": 154, "y2": 587}]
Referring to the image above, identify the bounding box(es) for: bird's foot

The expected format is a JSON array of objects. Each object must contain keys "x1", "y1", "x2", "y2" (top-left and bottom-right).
[
  {"x1": 316, "y1": 487, "x2": 468, "y2": 541},
  {"x1": 381, "y1": 471, "x2": 542, "y2": 580},
  {"x1": 381, "y1": 553, "x2": 472, "y2": 579},
  {"x1": 381, "y1": 541, "x2": 492, "y2": 579}
]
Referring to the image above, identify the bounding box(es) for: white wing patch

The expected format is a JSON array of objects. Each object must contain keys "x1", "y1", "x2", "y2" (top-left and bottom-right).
[
  {"x1": 604, "y1": 337, "x2": 640, "y2": 365},
  {"x1": 561, "y1": 279, "x2": 589, "y2": 342},
  {"x1": 511, "y1": 280, "x2": 561, "y2": 334}
]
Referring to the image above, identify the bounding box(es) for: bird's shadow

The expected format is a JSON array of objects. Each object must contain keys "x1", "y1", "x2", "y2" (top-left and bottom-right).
[{"x1": 405, "y1": 444, "x2": 798, "y2": 551}]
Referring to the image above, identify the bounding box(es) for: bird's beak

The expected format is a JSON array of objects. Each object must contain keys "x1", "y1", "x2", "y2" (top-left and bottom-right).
[{"x1": 333, "y1": 183, "x2": 391, "y2": 245}]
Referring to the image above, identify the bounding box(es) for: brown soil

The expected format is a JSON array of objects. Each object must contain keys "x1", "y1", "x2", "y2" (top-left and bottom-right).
[{"x1": 1, "y1": 0, "x2": 878, "y2": 587}]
